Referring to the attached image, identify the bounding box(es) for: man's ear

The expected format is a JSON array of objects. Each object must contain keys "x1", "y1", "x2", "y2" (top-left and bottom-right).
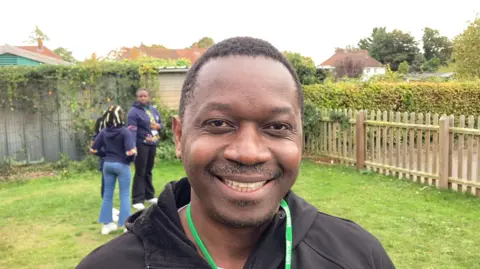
[{"x1": 172, "y1": 115, "x2": 182, "y2": 159}]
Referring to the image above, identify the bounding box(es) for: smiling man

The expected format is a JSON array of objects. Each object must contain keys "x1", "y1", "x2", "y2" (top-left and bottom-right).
[{"x1": 76, "y1": 37, "x2": 395, "y2": 269}]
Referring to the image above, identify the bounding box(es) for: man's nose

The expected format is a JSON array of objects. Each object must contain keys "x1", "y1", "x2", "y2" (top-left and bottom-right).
[{"x1": 223, "y1": 123, "x2": 272, "y2": 166}]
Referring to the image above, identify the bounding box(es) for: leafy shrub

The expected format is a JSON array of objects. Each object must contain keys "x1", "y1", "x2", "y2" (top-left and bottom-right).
[
  {"x1": 154, "y1": 106, "x2": 178, "y2": 160},
  {"x1": 303, "y1": 80, "x2": 480, "y2": 116}
]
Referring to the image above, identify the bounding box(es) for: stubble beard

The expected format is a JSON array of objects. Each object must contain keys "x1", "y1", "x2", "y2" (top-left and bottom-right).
[{"x1": 208, "y1": 199, "x2": 279, "y2": 229}]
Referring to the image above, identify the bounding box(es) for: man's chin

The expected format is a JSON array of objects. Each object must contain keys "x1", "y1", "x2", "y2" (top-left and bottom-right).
[{"x1": 210, "y1": 207, "x2": 277, "y2": 229}]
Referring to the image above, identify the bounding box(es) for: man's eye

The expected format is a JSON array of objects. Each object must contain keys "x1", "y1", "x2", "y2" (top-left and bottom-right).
[
  {"x1": 267, "y1": 123, "x2": 290, "y2": 130},
  {"x1": 207, "y1": 120, "x2": 230, "y2": 128}
]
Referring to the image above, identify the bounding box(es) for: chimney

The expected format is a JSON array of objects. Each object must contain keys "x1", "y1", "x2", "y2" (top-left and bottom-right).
[{"x1": 37, "y1": 38, "x2": 43, "y2": 51}]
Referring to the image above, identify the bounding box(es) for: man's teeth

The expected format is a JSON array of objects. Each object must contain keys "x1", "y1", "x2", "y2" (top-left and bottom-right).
[{"x1": 222, "y1": 178, "x2": 267, "y2": 192}]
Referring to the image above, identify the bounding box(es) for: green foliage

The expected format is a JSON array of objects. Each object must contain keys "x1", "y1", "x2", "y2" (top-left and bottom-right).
[
  {"x1": 193, "y1": 37, "x2": 215, "y2": 49},
  {"x1": 368, "y1": 65, "x2": 404, "y2": 82},
  {"x1": 303, "y1": 80, "x2": 480, "y2": 116},
  {"x1": 0, "y1": 158, "x2": 15, "y2": 181},
  {"x1": 53, "y1": 47, "x2": 77, "y2": 63},
  {"x1": 0, "y1": 59, "x2": 187, "y2": 155},
  {"x1": 422, "y1": 27, "x2": 453, "y2": 65},
  {"x1": 453, "y1": 17, "x2": 480, "y2": 78},
  {"x1": 398, "y1": 61, "x2": 409, "y2": 74},
  {"x1": 329, "y1": 110, "x2": 350, "y2": 131},
  {"x1": 283, "y1": 51, "x2": 318, "y2": 85},
  {"x1": 410, "y1": 54, "x2": 426, "y2": 73},
  {"x1": 149, "y1": 44, "x2": 166, "y2": 48},
  {"x1": 28, "y1": 25, "x2": 49, "y2": 44},
  {"x1": 358, "y1": 27, "x2": 419, "y2": 71},
  {"x1": 422, "y1": 57, "x2": 441, "y2": 73},
  {"x1": 302, "y1": 101, "x2": 322, "y2": 136},
  {"x1": 156, "y1": 143, "x2": 177, "y2": 161},
  {"x1": 152, "y1": 106, "x2": 178, "y2": 160}
]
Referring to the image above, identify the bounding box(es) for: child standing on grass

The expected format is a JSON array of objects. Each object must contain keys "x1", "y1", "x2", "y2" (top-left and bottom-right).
[
  {"x1": 92, "y1": 112, "x2": 120, "y2": 222},
  {"x1": 90, "y1": 105, "x2": 136, "y2": 235}
]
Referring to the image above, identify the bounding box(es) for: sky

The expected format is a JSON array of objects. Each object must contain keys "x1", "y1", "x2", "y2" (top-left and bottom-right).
[{"x1": 1, "y1": 0, "x2": 479, "y2": 65}]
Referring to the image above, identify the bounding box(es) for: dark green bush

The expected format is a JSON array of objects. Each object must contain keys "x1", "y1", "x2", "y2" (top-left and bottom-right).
[{"x1": 303, "y1": 80, "x2": 480, "y2": 116}]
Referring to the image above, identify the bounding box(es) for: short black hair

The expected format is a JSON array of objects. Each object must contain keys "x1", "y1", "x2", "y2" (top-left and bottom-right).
[
  {"x1": 179, "y1": 36, "x2": 303, "y2": 119},
  {"x1": 136, "y1": 88, "x2": 149, "y2": 96}
]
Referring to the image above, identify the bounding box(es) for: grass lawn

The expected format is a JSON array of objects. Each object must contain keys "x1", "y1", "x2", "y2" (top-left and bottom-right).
[{"x1": 1, "y1": 160, "x2": 479, "y2": 269}]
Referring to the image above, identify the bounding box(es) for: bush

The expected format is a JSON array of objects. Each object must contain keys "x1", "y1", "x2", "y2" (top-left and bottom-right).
[
  {"x1": 154, "y1": 106, "x2": 178, "y2": 160},
  {"x1": 303, "y1": 80, "x2": 480, "y2": 116}
]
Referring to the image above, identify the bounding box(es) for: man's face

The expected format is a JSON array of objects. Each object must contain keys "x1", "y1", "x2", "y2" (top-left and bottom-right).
[
  {"x1": 173, "y1": 56, "x2": 302, "y2": 228},
  {"x1": 136, "y1": 90, "x2": 149, "y2": 105}
]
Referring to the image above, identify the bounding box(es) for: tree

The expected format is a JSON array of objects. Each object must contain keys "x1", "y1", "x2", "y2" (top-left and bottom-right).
[
  {"x1": 358, "y1": 27, "x2": 419, "y2": 71},
  {"x1": 333, "y1": 56, "x2": 365, "y2": 78},
  {"x1": 422, "y1": 27, "x2": 453, "y2": 65},
  {"x1": 453, "y1": 17, "x2": 480, "y2": 78},
  {"x1": 150, "y1": 44, "x2": 166, "y2": 48},
  {"x1": 283, "y1": 51, "x2": 318, "y2": 85},
  {"x1": 53, "y1": 47, "x2": 77, "y2": 63},
  {"x1": 398, "y1": 61, "x2": 409, "y2": 74},
  {"x1": 422, "y1": 58, "x2": 441, "y2": 73},
  {"x1": 83, "y1": 53, "x2": 100, "y2": 64},
  {"x1": 105, "y1": 47, "x2": 131, "y2": 61},
  {"x1": 410, "y1": 54, "x2": 426, "y2": 73},
  {"x1": 192, "y1": 37, "x2": 215, "y2": 49},
  {"x1": 27, "y1": 25, "x2": 49, "y2": 48}
]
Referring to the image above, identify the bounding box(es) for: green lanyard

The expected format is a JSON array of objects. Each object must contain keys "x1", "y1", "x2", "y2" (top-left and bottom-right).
[{"x1": 186, "y1": 199, "x2": 292, "y2": 269}]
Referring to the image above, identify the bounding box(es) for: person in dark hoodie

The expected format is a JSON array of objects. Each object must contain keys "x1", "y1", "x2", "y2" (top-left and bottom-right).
[
  {"x1": 127, "y1": 88, "x2": 163, "y2": 211},
  {"x1": 91, "y1": 110, "x2": 120, "y2": 222},
  {"x1": 76, "y1": 37, "x2": 395, "y2": 268},
  {"x1": 89, "y1": 105, "x2": 137, "y2": 235}
]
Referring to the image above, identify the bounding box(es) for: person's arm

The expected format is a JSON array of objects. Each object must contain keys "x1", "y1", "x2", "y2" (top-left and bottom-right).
[
  {"x1": 155, "y1": 108, "x2": 163, "y2": 129},
  {"x1": 150, "y1": 108, "x2": 163, "y2": 130},
  {"x1": 90, "y1": 131, "x2": 105, "y2": 156},
  {"x1": 124, "y1": 129, "x2": 136, "y2": 156},
  {"x1": 123, "y1": 129, "x2": 137, "y2": 163},
  {"x1": 127, "y1": 109, "x2": 138, "y2": 144}
]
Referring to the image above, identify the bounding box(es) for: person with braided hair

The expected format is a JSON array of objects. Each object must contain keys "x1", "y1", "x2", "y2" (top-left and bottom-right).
[
  {"x1": 90, "y1": 105, "x2": 137, "y2": 235},
  {"x1": 91, "y1": 110, "x2": 120, "y2": 221}
]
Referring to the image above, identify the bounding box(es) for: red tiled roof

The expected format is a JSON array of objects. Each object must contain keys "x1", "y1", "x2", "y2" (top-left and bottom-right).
[
  {"x1": 320, "y1": 49, "x2": 383, "y2": 68},
  {"x1": 120, "y1": 45, "x2": 207, "y2": 64},
  {"x1": 17, "y1": 46, "x2": 62, "y2": 60}
]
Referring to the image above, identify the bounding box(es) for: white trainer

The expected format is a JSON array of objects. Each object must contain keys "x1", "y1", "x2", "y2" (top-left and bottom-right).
[
  {"x1": 112, "y1": 208, "x2": 120, "y2": 216},
  {"x1": 101, "y1": 223, "x2": 118, "y2": 235},
  {"x1": 132, "y1": 203, "x2": 145, "y2": 210},
  {"x1": 147, "y1": 198, "x2": 158, "y2": 205}
]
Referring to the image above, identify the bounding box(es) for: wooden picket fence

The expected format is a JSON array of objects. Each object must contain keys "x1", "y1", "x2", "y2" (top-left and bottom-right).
[{"x1": 304, "y1": 108, "x2": 480, "y2": 197}]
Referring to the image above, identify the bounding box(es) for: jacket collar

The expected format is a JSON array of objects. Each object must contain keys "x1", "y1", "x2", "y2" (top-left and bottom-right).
[{"x1": 127, "y1": 177, "x2": 318, "y2": 268}]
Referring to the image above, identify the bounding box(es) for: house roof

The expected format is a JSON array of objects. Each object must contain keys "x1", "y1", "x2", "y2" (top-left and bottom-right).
[
  {"x1": 120, "y1": 45, "x2": 207, "y2": 65},
  {"x1": 0, "y1": 44, "x2": 71, "y2": 65},
  {"x1": 319, "y1": 49, "x2": 384, "y2": 68},
  {"x1": 17, "y1": 46, "x2": 62, "y2": 60}
]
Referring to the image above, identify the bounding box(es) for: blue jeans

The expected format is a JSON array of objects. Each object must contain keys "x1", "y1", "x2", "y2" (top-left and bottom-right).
[{"x1": 98, "y1": 162, "x2": 131, "y2": 226}]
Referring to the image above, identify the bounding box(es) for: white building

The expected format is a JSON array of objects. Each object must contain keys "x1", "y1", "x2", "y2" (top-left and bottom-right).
[{"x1": 317, "y1": 49, "x2": 385, "y2": 80}]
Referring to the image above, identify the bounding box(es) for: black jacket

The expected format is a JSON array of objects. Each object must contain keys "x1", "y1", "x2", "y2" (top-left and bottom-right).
[{"x1": 76, "y1": 178, "x2": 395, "y2": 269}]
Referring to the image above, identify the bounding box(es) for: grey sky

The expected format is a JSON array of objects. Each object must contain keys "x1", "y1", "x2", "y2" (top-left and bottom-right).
[{"x1": 1, "y1": 0, "x2": 478, "y2": 65}]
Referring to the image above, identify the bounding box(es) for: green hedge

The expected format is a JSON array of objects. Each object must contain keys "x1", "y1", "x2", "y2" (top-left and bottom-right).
[{"x1": 303, "y1": 81, "x2": 480, "y2": 116}]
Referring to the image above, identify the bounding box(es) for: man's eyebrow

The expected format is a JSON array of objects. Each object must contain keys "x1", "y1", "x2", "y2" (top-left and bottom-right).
[
  {"x1": 197, "y1": 102, "x2": 294, "y2": 116},
  {"x1": 200, "y1": 102, "x2": 233, "y2": 112},
  {"x1": 269, "y1": 106, "x2": 293, "y2": 115}
]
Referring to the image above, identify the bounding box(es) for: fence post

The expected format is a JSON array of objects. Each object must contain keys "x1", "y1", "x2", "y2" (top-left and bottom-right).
[
  {"x1": 438, "y1": 116, "x2": 450, "y2": 189},
  {"x1": 356, "y1": 110, "x2": 366, "y2": 169}
]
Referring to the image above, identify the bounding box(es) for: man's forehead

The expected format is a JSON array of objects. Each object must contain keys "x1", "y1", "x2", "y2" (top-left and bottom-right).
[
  {"x1": 195, "y1": 56, "x2": 296, "y2": 98},
  {"x1": 184, "y1": 57, "x2": 299, "y2": 119}
]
